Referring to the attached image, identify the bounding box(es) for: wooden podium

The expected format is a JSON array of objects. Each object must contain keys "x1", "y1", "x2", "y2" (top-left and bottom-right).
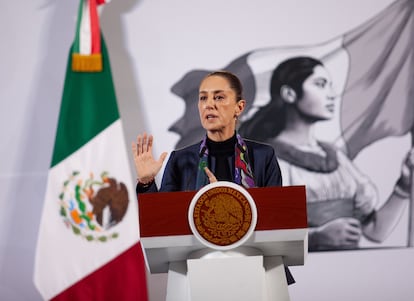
[{"x1": 139, "y1": 184, "x2": 308, "y2": 301}]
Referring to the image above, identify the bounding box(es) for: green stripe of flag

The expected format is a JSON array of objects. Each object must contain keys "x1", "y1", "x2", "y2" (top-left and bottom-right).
[
  {"x1": 72, "y1": 0, "x2": 84, "y2": 54},
  {"x1": 51, "y1": 36, "x2": 119, "y2": 167}
]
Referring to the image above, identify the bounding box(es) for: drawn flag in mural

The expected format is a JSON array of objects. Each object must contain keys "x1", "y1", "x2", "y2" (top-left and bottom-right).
[
  {"x1": 335, "y1": 0, "x2": 414, "y2": 159},
  {"x1": 170, "y1": 0, "x2": 414, "y2": 159},
  {"x1": 169, "y1": 0, "x2": 414, "y2": 251},
  {"x1": 34, "y1": 1, "x2": 148, "y2": 300}
]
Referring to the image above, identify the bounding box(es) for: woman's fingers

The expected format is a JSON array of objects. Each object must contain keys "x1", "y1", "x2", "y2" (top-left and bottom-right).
[
  {"x1": 142, "y1": 133, "x2": 147, "y2": 153},
  {"x1": 135, "y1": 134, "x2": 142, "y2": 155},
  {"x1": 147, "y1": 134, "x2": 153, "y2": 152},
  {"x1": 134, "y1": 133, "x2": 154, "y2": 156},
  {"x1": 204, "y1": 167, "x2": 217, "y2": 183}
]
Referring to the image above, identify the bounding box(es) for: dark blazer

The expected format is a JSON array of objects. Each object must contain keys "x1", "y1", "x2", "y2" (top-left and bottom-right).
[
  {"x1": 136, "y1": 138, "x2": 282, "y2": 193},
  {"x1": 135, "y1": 138, "x2": 294, "y2": 285}
]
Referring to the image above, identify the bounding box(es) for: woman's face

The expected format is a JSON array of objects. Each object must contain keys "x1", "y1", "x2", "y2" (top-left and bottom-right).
[
  {"x1": 198, "y1": 75, "x2": 245, "y2": 140},
  {"x1": 296, "y1": 65, "x2": 335, "y2": 121}
]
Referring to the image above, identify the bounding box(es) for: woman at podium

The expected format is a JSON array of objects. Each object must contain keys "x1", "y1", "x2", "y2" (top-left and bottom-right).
[
  {"x1": 132, "y1": 70, "x2": 295, "y2": 285},
  {"x1": 132, "y1": 70, "x2": 282, "y2": 193}
]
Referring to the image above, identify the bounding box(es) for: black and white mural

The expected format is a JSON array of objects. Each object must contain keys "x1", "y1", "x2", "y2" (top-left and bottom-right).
[
  {"x1": 167, "y1": 0, "x2": 414, "y2": 252},
  {"x1": 2, "y1": 0, "x2": 414, "y2": 300}
]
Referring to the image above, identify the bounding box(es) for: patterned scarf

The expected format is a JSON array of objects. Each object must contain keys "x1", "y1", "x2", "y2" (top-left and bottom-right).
[{"x1": 195, "y1": 133, "x2": 255, "y2": 189}]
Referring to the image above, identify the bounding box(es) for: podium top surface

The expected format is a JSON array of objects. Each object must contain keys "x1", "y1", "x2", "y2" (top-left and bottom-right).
[
  {"x1": 139, "y1": 185, "x2": 307, "y2": 238},
  {"x1": 138, "y1": 185, "x2": 308, "y2": 272}
]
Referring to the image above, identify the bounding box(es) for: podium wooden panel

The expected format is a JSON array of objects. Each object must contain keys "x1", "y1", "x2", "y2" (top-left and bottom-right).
[{"x1": 139, "y1": 185, "x2": 308, "y2": 274}]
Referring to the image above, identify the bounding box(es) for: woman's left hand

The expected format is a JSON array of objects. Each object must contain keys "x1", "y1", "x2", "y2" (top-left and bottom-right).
[{"x1": 204, "y1": 167, "x2": 218, "y2": 183}]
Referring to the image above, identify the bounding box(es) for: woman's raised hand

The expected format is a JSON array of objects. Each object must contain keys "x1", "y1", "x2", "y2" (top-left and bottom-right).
[{"x1": 132, "y1": 133, "x2": 168, "y2": 184}]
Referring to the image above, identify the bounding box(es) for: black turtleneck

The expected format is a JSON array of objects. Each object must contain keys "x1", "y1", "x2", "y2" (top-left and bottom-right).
[{"x1": 206, "y1": 134, "x2": 236, "y2": 181}]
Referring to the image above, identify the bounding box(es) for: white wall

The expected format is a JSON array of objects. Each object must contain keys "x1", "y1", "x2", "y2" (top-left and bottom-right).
[{"x1": 1, "y1": 1, "x2": 413, "y2": 300}]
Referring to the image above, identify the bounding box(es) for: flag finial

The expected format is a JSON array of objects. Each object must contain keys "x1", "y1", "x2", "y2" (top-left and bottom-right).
[{"x1": 72, "y1": 0, "x2": 111, "y2": 72}]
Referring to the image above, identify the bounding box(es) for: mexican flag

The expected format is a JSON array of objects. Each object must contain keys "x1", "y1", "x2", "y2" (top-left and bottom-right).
[{"x1": 34, "y1": 1, "x2": 148, "y2": 300}]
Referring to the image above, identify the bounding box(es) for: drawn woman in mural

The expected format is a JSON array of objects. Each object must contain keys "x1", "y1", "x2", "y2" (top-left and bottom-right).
[{"x1": 239, "y1": 56, "x2": 414, "y2": 251}]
